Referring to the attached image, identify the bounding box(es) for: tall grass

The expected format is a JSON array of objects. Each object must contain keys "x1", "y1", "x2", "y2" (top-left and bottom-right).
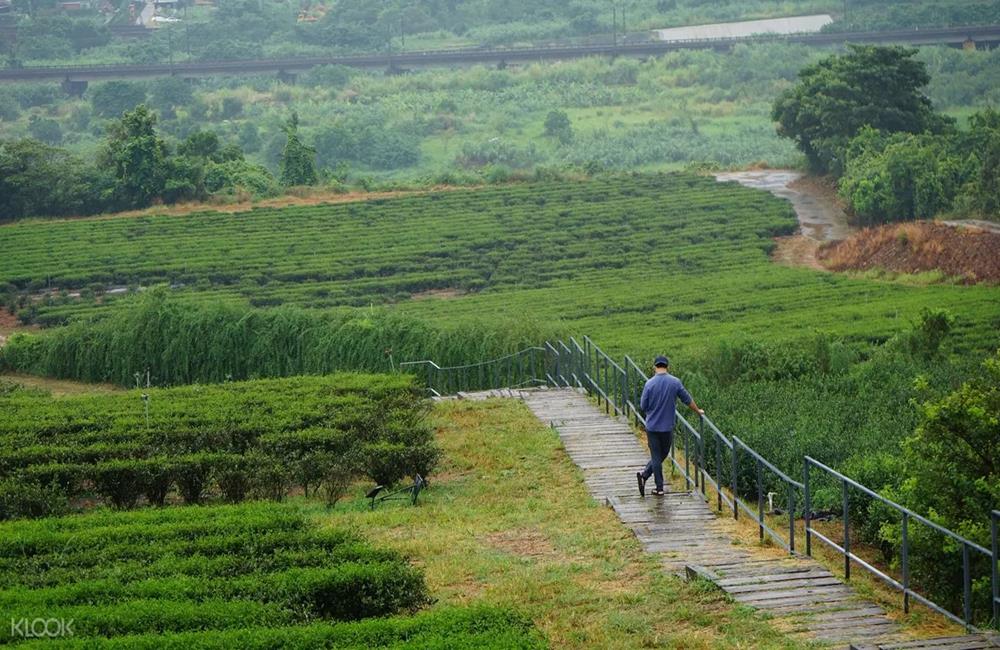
[{"x1": 0, "y1": 290, "x2": 557, "y2": 386}]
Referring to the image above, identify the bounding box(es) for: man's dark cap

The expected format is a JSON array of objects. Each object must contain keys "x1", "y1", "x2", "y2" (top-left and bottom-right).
[{"x1": 654, "y1": 355, "x2": 669, "y2": 368}]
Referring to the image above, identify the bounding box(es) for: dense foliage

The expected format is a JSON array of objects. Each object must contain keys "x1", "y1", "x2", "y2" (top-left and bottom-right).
[
  {"x1": 0, "y1": 503, "x2": 540, "y2": 647},
  {"x1": 772, "y1": 45, "x2": 950, "y2": 174},
  {"x1": 0, "y1": 374, "x2": 436, "y2": 518},
  {"x1": 838, "y1": 110, "x2": 1000, "y2": 224}
]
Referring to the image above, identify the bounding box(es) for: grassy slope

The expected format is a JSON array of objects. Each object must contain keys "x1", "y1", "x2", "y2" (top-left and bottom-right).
[{"x1": 312, "y1": 398, "x2": 809, "y2": 649}]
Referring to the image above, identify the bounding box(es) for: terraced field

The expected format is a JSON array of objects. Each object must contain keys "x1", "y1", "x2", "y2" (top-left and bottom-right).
[
  {"x1": 0, "y1": 503, "x2": 542, "y2": 648},
  {"x1": 2, "y1": 174, "x2": 998, "y2": 363}
]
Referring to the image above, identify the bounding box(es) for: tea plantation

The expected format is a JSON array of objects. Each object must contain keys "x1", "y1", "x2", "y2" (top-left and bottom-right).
[
  {"x1": 2, "y1": 174, "x2": 998, "y2": 375},
  {"x1": 0, "y1": 374, "x2": 436, "y2": 519},
  {"x1": 0, "y1": 503, "x2": 543, "y2": 648}
]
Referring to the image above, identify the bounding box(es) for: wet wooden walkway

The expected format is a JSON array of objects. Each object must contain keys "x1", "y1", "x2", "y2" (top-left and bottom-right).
[{"x1": 458, "y1": 387, "x2": 1000, "y2": 650}]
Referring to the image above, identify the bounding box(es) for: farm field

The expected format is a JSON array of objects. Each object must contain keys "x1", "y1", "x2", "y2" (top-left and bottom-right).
[
  {"x1": 0, "y1": 374, "x2": 435, "y2": 519},
  {"x1": 0, "y1": 381, "x2": 813, "y2": 649},
  {"x1": 0, "y1": 501, "x2": 544, "y2": 648},
  {"x1": 2, "y1": 174, "x2": 998, "y2": 371}
]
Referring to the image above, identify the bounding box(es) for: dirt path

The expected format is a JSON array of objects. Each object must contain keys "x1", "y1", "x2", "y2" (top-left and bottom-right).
[
  {"x1": 715, "y1": 170, "x2": 854, "y2": 271},
  {"x1": 715, "y1": 170, "x2": 852, "y2": 242}
]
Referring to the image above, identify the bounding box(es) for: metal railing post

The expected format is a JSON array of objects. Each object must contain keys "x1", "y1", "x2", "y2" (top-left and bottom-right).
[
  {"x1": 804, "y1": 459, "x2": 811, "y2": 556},
  {"x1": 902, "y1": 512, "x2": 910, "y2": 614},
  {"x1": 756, "y1": 457, "x2": 764, "y2": 542},
  {"x1": 993, "y1": 510, "x2": 999, "y2": 631},
  {"x1": 788, "y1": 483, "x2": 795, "y2": 554},
  {"x1": 843, "y1": 479, "x2": 851, "y2": 580},
  {"x1": 963, "y1": 542, "x2": 972, "y2": 630},
  {"x1": 715, "y1": 423, "x2": 723, "y2": 512},
  {"x1": 699, "y1": 418, "x2": 707, "y2": 497},
  {"x1": 684, "y1": 426, "x2": 690, "y2": 489},
  {"x1": 732, "y1": 444, "x2": 739, "y2": 520}
]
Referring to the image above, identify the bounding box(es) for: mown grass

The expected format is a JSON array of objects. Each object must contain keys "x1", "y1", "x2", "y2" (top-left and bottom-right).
[{"x1": 310, "y1": 399, "x2": 813, "y2": 649}]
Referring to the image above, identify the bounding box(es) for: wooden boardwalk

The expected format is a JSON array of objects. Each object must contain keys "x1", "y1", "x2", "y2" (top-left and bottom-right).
[{"x1": 459, "y1": 387, "x2": 1000, "y2": 650}]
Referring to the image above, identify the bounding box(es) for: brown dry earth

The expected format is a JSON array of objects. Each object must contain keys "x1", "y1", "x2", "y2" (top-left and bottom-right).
[{"x1": 820, "y1": 221, "x2": 1000, "y2": 283}]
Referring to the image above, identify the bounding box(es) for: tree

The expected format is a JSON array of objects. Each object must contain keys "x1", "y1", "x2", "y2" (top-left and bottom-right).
[
  {"x1": 27, "y1": 115, "x2": 62, "y2": 144},
  {"x1": 0, "y1": 138, "x2": 109, "y2": 220},
  {"x1": 544, "y1": 110, "x2": 574, "y2": 144},
  {"x1": 99, "y1": 105, "x2": 169, "y2": 209},
  {"x1": 279, "y1": 113, "x2": 317, "y2": 186},
  {"x1": 150, "y1": 77, "x2": 194, "y2": 113},
  {"x1": 772, "y1": 46, "x2": 952, "y2": 174},
  {"x1": 90, "y1": 81, "x2": 148, "y2": 119}
]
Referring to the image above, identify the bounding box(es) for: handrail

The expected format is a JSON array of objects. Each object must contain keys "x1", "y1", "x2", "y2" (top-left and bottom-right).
[
  {"x1": 398, "y1": 346, "x2": 546, "y2": 372},
  {"x1": 805, "y1": 456, "x2": 993, "y2": 630},
  {"x1": 402, "y1": 335, "x2": 999, "y2": 632}
]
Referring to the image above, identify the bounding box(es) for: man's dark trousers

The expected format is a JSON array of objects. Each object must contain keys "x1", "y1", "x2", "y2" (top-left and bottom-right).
[{"x1": 641, "y1": 430, "x2": 673, "y2": 491}]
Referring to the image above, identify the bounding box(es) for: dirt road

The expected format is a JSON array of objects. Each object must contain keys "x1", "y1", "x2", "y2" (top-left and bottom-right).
[{"x1": 714, "y1": 170, "x2": 852, "y2": 242}]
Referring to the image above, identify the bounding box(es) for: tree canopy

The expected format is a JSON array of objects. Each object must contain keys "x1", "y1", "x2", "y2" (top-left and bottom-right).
[{"x1": 772, "y1": 45, "x2": 951, "y2": 173}]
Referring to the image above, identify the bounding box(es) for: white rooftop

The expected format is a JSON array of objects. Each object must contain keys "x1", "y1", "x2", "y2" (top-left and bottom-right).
[{"x1": 653, "y1": 14, "x2": 834, "y2": 41}]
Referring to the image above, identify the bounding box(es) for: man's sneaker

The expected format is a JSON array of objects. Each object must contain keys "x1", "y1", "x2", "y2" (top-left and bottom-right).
[
  {"x1": 636, "y1": 472, "x2": 646, "y2": 497},
  {"x1": 651, "y1": 488, "x2": 665, "y2": 496}
]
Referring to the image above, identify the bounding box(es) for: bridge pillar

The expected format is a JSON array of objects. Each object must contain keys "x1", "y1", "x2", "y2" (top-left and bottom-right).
[
  {"x1": 276, "y1": 70, "x2": 297, "y2": 84},
  {"x1": 61, "y1": 79, "x2": 88, "y2": 97}
]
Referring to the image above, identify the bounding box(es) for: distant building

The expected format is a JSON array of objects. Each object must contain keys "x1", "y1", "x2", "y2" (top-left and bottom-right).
[
  {"x1": 653, "y1": 14, "x2": 834, "y2": 42},
  {"x1": 60, "y1": 0, "x2": 94, "y2": 10}
]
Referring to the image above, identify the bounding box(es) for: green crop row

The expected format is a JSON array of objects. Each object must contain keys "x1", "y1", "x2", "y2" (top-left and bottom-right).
[
  {"x1": 13, "y1": 604, "x2": 545, "y2": 649},
  {"x1": 0, "y1": 503, "x2": 436, "y2": 646},
  {"x1": 0, "y1": 175, "x2": 791, "y2": 326},
  {"x1": 0, "y1": 375, "x2": 437, "y2": 519}
]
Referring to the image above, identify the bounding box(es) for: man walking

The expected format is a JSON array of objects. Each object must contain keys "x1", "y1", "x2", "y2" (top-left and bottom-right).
[{"x1": 637, "y1": 355, "x2": 703, "y2": 497}]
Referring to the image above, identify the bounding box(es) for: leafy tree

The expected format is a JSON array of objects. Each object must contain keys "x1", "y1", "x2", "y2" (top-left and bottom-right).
[
  {"x1": 279, "y1": 113, "x2": 317, "y2": 186},
  {"x1": 99, "y1": 105, "x2": 169, "y2": 208},
  {"x1": 27, "y1": 115, "x2": 62, "y2": 145},
  {"x1": 880, "y1": 350, "x2": 1000, "y2": 617},
  {"x1": 90, "y1": 81, "x2": 148, "y2": 119},
  {"x1": 0, "y1": 93, "x2": 19, "y2": 122},
  {"x1": 150, "y1": 77, "x2": 194, "y2": 113},
  {"x1": 544, "y1": 110, "x2": 574, "y2": 144},
  {"x1": 0, "y1": 138, "x2": 109, "y2": 220},
  {"x1": 772, "y1": 46, "x2": 952, "y2": 174},
  {"x1": 178, "y1": 129, "x2": 221, "y2": 160},
  {"x1": 960, "y1": 108, "x2": 1000, "y2": 217},
  {"x1": 238, "y1": 122, "x2": 262, "y2": 153}
]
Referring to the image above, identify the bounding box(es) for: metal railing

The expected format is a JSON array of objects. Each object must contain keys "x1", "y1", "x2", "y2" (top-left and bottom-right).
[
  {"x1": 398, "y1": 346, "x2": 549, "y2": 396},
  {"x1": 547, "y1": 336, "x2": 804, "y2": 554},
  {"x1": 805, "y1": 457, "x2": 995, "y2": 631},
  {"x1": 401, "y1": 336, "x2": 999, "y2": 632}
]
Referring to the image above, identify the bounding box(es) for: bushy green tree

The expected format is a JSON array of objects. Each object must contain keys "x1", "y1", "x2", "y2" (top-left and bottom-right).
[
  {"x1": 27, "y1": 115, "x2": 62, "y2": 144},
  {"x1": 772, "y1": 46, "x2": 951, "y2": 174},
  {"x1": 150, "y1": 77, "x2": 194, "y2": 113},
  {"x1": 90, "y1": 81, "x2": 148, "y2": 119},
  {"x1": 544, "y1": 110, "x2": 574, "y2": 144},
  {"x1": 99, "y1": 105, "x2": 169, "y2": 208},
  {"x1": 0, "y1": 138, "x2": 109, "y2": 220},
  {"x1": 279, "y1": 113, "x2": 317, "y2": 186}
]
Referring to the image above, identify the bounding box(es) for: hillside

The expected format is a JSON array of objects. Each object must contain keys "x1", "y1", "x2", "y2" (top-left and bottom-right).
[{"x1": 820, "y1": 221, "x2": 1000, "y2": 283}]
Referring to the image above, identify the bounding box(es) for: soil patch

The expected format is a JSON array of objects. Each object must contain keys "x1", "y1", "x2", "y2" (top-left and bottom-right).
[
  {"x1": 482, "y1": 528, "x2": 559, "y2": 560},
  {"x1": 772, "y1": 235, "x2": 827, "y2": 272},
  {"x1": 0, "y1": 185, "x2": 481, "y2": 226},
  {"x1": 819, "y1": 221, "x2": 1000, "y2": 284}
]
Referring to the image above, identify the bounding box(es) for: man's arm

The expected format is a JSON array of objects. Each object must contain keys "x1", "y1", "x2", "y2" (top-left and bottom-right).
[
  {"x1": 639, "y1": 382, "x2": 651, "y2": 414},
  {"x1": 678, "y1": 384, "x2": 704, "y2": 416}
]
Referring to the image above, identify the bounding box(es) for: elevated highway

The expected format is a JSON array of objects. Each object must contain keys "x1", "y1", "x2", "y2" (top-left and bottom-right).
[{"x1": 0, "y1": 24, "x2": 997, "y2": 85}]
